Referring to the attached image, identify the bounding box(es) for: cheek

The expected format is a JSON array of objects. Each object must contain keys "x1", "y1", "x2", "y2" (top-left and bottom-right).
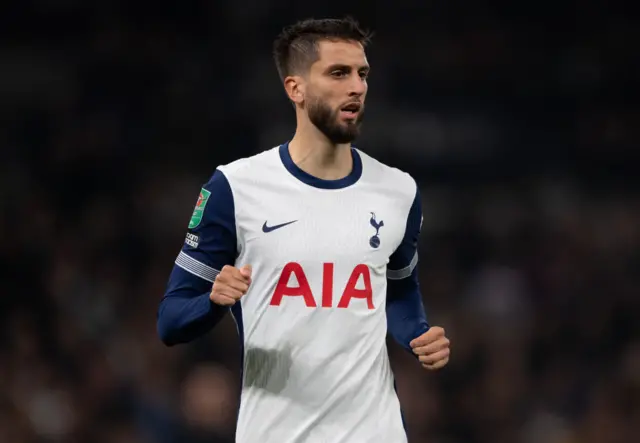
[{"x1": 313, "y1": 81, "x2": 343, "y2": 100}]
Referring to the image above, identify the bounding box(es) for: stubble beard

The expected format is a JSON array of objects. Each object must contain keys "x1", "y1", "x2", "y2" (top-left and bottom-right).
[{"x1": 306, "y1": 95, "x2": 365, "y2": 145}]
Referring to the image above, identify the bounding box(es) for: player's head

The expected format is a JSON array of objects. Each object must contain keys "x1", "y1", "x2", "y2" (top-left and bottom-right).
[{"x1": 273, "y1": 17, "x2": 372, "y2": 144}]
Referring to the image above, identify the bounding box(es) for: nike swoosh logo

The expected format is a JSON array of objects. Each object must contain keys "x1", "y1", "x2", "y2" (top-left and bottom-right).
[{"x1": 262, "y1": 220, "x2": 297, "y2": 233}]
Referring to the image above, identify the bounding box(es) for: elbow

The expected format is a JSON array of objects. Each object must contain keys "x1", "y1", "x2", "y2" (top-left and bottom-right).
[
  {"x1": 157, "y1": 321, "x2": 178, "y2": 347},
  {"x1": 156, "y1": 294, "x2": 220, "y2": 346},
  {"x1": 156, "y1": 300, "x2": 182, "y2": 347}
]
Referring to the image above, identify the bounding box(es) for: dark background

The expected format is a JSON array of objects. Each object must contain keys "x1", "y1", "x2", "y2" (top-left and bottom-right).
[{"x1": 1, "y1": 1, "x2": 639, "y2": 442}]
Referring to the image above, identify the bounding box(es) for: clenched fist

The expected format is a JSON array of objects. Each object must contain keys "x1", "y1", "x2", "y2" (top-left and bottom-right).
[
  {"x1": 210, "y1": 264, "x2": 252, "y2": 306},
  {"x1": 410, "y1": 326, "x2": 450, "y2": 370}
]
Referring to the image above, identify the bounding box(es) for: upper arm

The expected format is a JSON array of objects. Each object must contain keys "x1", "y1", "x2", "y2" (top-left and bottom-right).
[
  {"x1": 157, "y1": 169, "x2": 239, "y2": 345},
  {"x1": 388, "y1": 184, "x2": 422, "y2": 280},
  {"x1": 385, "y1": 183, "x2": 429, "y2": 350},
  {"x1": 172, "y1": 169, "x2": 238, "y2": 288}
]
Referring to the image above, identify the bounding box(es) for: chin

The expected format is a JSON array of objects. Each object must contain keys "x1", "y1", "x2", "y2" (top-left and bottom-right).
[{"x1": 331, "y1": 132, "x2": 359, "y2": 145}]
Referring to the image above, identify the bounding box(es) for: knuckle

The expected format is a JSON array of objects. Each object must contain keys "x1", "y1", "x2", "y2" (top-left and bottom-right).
[{"x1": 221, "y1": 297, "x2": 234, "y2": 306}]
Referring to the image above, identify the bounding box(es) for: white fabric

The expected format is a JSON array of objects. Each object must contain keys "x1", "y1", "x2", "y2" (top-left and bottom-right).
[{"x1": 219, "y1": 147, "x2": 417, "y2": 443}]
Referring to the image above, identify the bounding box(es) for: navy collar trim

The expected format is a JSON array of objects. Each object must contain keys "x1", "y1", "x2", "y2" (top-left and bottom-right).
[{"x1": 279, "y1": 142, "x2": 362, "y2": 189}]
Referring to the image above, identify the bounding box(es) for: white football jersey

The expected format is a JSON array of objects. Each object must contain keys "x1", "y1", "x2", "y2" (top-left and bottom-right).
[{"x1": 165, "y1": 143, "x2": 428, "y2": 443}]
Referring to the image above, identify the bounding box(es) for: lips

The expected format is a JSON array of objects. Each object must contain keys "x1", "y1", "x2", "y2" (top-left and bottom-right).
[
  {"x1": 341, "y1": 102, "x2": 362, "y2": 113},
  {"x1": 340, "y1": 102, "x2": 362, "y2": 118}
]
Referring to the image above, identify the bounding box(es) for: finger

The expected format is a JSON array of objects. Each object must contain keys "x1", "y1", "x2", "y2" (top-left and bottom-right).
[
  {"x1": 410, "y1": 327, "x2": 445, "y2": 348},
  {"x1": 231, "y1": 266, "x2": 252, "y2": 283},
  {"x1": 240, "y1": 264, "x2": 252, "y2": 279},
  {"x1": 215, "y1": 286, "x2": 244, "y2": 301},
  {"x1": 219, "y1": 266, "x2": 251, "y2": 286},
  {"x1": 219, "y1": 266, "x2": 244, "y2": 281},
  {"x1": 409, "y1": 335, "x2": 428, "y2": 348},
  {"x1": 210, "y1": 293, "x2": 236, "y2": 306},
  {"x1": 423, "y1": 356, "x2": 449, "y2": 370},
  {"x1": 418, "y1": 348, "x2": 450, "y2": 366},
  {"x1": 223, "y1": 277, "x2": 250, "y2": 294},
  {"x1": 426, "y1": 326, "x2": 445, "y2": 339},
  {"x1": 412, "y1": 337, "x2": 450, "y2": 356}
]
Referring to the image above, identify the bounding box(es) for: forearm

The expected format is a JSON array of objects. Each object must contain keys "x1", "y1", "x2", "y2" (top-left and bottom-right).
[
  {"x1": 157, "y1": 288, "x2": 228, "y2": 346},
  {"x1": 386, "y1": 268, "x2": 429, "y2": 352}
]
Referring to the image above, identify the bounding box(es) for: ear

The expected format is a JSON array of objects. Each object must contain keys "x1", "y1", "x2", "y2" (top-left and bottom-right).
[{"x1": 284, "y1": 75, "x2": 305, "y2": 105}]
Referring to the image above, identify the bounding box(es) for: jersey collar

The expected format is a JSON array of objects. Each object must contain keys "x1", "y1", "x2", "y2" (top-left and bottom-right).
[{"x1": 279, "y1": 142, "x2": 363, "y2": 189}]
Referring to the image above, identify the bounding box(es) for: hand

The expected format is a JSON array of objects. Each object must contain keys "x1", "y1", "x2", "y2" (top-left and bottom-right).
[
  {"x1": 209, "y1": 264, "x2": 252, "y2": 306},
  {"x1": 410, "y1": 326, "x2": 450, "y2": 371}
]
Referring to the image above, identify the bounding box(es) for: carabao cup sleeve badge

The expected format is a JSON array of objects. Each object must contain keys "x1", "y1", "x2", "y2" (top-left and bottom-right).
[{"x1": 188, "y1": 188, "x2": 211, "y2": 229}]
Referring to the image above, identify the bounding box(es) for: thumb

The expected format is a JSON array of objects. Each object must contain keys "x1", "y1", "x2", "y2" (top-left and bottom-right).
[
  {"x1": 410, "y1": 330, "x2": 430, "y2": 349},
  {"x1": 240, "y1": 264, "x2": 252, "y2": 278}
]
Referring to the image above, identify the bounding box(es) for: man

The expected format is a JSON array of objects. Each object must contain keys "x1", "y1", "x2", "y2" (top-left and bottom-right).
[{"x1": 157, "y1": 17, "x2": 450, "y2": 443}]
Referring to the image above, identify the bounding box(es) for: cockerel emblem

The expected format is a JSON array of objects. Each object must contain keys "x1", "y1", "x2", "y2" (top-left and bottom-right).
[{"x1": 369, "y1": 212, "x2": 384, "y2": 248}]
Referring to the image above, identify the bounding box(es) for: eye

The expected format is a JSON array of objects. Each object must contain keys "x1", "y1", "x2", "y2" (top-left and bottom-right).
[
  {"x1": 359, "y1": 71, "x2": 369, "y2": 80},
  {"x1": 331, "y1": 70, "x2": 348, "y2": 78}
]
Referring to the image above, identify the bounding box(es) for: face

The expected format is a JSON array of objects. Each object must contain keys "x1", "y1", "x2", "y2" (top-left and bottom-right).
[{"x1": 289, "y1": 40, "x2": 370, "y2": 144}]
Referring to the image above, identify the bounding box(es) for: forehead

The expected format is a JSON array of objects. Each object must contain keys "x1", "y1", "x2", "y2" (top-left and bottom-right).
[{"x1": 313, "y1": 39, "x2": 368, "y2": 68}]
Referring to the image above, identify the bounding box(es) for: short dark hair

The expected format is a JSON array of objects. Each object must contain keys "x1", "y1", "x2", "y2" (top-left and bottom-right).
[{"x1": 273, "y1": 17, "x2": 372, "y2": 80}]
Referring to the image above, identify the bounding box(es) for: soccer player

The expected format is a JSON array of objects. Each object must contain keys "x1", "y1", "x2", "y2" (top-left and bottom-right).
[{"x1": 157, "y1": 17, "x2": 451, "y2": 443}]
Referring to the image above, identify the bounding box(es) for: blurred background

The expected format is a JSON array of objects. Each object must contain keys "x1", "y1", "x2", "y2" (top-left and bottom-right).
[{"x1": 1, "y1": 1, "x2": 639, "y2": 442}]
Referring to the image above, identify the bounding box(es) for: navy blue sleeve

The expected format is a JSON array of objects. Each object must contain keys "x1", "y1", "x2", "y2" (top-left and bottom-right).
[
  {"x1": 386, "y1": 186, "x2": 429, "y2": 352},
  {"x1": 157, "y1": 169, "x2": 238, "y2": 346}
]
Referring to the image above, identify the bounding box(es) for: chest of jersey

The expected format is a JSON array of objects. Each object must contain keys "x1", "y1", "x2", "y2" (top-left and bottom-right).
[
  {"x1": 236, "y1": 184, "x2": 404, "y2": 268},
  {"x1": 232, "y1": 182, "x2": 406, "y2": 311}
]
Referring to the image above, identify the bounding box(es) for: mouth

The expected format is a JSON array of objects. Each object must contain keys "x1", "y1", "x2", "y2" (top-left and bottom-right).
[{"x1": 339, "y1": 102, "x2": 362, "y2": 119}]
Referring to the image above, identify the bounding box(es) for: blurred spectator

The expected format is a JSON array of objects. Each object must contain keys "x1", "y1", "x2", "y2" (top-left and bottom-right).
[{"x1": 1, "y1": 1, "x2": 638, "y2": 442}]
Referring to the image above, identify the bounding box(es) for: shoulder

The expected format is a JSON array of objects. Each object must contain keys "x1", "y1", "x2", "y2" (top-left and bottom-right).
[
  {"x1": 194, "y1": 147, "x2": 281, "y2": 207},
  {"x1": 215, "y1": 146, "x2": 281, "y2": 183},
  {"x1": 356, "y1": 148, "x2": 418, "y2": 202}
]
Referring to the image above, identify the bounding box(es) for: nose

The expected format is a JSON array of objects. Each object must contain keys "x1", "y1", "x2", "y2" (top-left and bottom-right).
[{"x1": 348, "y1": 74, "x2": 367, "y2": 97}]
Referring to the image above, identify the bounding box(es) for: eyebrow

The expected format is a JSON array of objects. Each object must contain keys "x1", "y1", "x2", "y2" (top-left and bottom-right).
[{"x1": 325, "y1": 63, "x2": 370, "y2": 72}]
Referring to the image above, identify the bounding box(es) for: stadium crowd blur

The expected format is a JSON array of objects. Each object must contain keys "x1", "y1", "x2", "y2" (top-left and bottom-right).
[{"x1": 1, "y1": 1, "x2": 639, "y2": 442}]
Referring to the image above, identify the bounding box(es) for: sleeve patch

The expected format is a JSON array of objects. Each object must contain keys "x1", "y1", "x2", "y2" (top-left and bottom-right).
[
  {"x1": 188, "y1": 188, "x2": 211, "y2": 229},
  {"x1": 184, "y1": 232, "x2": 199, "y2": 248}
]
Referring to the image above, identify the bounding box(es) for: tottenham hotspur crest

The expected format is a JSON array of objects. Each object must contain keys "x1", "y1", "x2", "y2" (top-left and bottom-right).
[{"x1": 369, "y1": 212, "x2": 384, "y2": 248}]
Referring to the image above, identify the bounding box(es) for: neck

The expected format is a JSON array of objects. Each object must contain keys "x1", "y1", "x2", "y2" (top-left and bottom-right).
[{"x1": 288, "y1": 115, "x2": 353, "y2": 181}]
